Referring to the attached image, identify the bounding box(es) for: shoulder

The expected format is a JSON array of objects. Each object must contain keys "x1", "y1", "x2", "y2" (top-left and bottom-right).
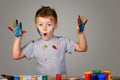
[
  {"x1": 55, "y1": 36, "x2": 74, "y2": 44},
  {"x1": 55, "y1": 36, "x2": 67, "y2": 41},
  {"x1": 22, "y1": 39, "x2": 41, "y2": 49},
  {"x1": 55, "y1": 36, "x2": 68, "y2": 40},
  {"x1": 30, "y1": 39, "x2": 40, "y2": 43},
  {"x1": 25, "y1": 39, "x2": 40, "y2": 46}
]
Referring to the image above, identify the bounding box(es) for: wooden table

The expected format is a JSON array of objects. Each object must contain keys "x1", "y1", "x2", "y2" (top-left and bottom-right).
[{"x1": 1, "y1": 74, "x2": 120, "y2": 80}]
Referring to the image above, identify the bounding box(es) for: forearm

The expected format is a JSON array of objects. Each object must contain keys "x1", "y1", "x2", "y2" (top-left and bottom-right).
[
  {"x1": 12, "y1": 37, "x2": 22, "y2": 59},
  {"x1": 77, "y1": 32, "x2": 88, "y2": 52}
]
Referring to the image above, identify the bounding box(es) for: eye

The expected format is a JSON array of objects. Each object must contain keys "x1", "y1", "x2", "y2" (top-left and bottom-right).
[
  {"x1": 39, "y1": 24, "x2": 43, "y2": 27},
  {"x1": 47, "y1": 23, "x2": 52, "y2": 27}
]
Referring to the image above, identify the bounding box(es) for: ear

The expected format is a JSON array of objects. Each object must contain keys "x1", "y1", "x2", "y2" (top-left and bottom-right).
[{"x1": 54, "y1": 23, "x2": 58, "y2": 29}]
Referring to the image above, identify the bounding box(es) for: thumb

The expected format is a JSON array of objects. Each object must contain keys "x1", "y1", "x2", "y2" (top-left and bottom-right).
[
  {"x1": 21, "y1": 30, "x2": 26, "y2": 34},
  {"x1": 76, "y1": 26, "x2": 80, "y2": 33}
]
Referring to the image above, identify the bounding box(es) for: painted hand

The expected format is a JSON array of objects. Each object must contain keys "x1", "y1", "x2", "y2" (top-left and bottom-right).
[
  {"x1": 77, "y1": 15, "x2": 88, "y2": 32},
  {"x1": 8, "y1": 19, "x2": 26, "y2": 37}
]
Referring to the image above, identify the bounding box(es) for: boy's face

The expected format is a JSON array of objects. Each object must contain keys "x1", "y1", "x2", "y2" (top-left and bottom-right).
[{"x1": 35, "y1": 16, "x2": 58, "y2": 40}]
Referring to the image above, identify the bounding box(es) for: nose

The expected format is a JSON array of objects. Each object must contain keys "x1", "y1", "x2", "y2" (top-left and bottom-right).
[{"x1": 43, "y1": 26, "x2": 47, "y2": 31}]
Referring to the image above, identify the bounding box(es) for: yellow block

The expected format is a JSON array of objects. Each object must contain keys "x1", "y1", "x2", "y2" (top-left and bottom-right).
[{"x1": 19, "y1": 74, "x2": 23, "y2": 80}]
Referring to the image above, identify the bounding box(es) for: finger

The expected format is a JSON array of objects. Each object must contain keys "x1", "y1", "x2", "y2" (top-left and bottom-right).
[
  {"x1": 15, "y1": 19, "x2": 18, "y2": 27},
  {"x1": 84, "y1": 19, "x2": 88, "y2": 26},
  {"x1": 21, "y1": 30, "x2": 26, "y2": 34},
  {"x1": 77, "y1": 15, "x2": 81, "y2": 24},
  {"x1": 12, "y1": 21, "x2": 15, "y2": 28},
  {"x1": 8, "y1": 26, "x2": 14, "y2": 32},
  {"x1": 76, "y1": 26, "x2": 80, "y2": 32},
  {"x1": 19, "y1": 22, "x2": 22, "y2": 29},
  {"x1": 81, "y1": 16, "x2": 85, "y2": 22}
]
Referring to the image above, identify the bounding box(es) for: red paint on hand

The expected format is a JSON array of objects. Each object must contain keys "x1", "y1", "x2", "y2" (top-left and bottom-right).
[
  {"x1": 21, "y1": 30, "x2": 26, "y2": 34},
  {"x1": 8, "y1": 26, "x2": 14, "y2": 32},
  {"x1": 77, "y1": 15, "x2": 81, "y2": 24}
]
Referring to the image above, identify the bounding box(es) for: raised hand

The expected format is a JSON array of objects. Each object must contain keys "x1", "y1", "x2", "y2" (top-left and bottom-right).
[
  {"x1": 77, "y1": 15, "x2": 88, "y2": 32},
  {"x1": 8, "y1": 19, "x2": 26, "y2": 37}
]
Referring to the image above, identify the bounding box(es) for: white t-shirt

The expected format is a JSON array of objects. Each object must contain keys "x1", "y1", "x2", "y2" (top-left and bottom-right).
[{"x1": 22, "y1": 36, "x2": 76, "y2": 76}]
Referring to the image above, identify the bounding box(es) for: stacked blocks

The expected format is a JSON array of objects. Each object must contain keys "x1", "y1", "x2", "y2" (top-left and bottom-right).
[{"x1": 84, "y1": 70, "x2": 110, "y2": 80}]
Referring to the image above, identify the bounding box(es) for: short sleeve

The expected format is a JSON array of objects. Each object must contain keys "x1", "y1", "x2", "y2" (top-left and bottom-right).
[
  {"x1": 22, "y1": 42, "x2": 34, "y2": 60},
  {"x1": 64, "y1": 38, "x2": 77, "y2": 54}
]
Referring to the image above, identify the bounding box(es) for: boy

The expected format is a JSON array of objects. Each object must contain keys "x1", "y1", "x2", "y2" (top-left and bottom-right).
[{"x1": 12, "y1": 6, "x2": 88, "y2": 76}]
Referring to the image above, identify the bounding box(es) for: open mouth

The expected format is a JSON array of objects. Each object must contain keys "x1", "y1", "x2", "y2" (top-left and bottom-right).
[{"x1": 43, "y1": 33, "x2": 47, "y2": 36}]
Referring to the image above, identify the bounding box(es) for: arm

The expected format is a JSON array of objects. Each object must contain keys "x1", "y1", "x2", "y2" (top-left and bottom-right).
[
  {"x1": 75, "y1": 15, "x2": 88, "y2": 52},
  {"x1": 75, "y1": 27, "x2": 88, "y2": 52},
  {"x1": 8, "y1": 19, "x2": 26, "y2": 60},
  {"x1": 12, "y1": 37, "x2": 25, "y2": 60}
]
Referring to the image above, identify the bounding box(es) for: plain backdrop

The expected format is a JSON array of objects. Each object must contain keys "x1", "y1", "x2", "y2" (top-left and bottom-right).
[{"x1": 0, "y1": 0, "x2": 120, "y2": 76}]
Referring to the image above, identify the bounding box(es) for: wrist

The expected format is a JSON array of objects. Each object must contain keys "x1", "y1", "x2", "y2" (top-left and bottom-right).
[
  {"x1": 15, "y1": 36, "x2": 22, "y2": 40},
  {"x1": 77, "y1": 32, "x2": 84, "y2": 37}
]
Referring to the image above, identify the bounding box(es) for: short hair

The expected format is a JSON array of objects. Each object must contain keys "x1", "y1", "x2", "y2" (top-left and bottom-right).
[{"x1": 35, "y1": 6, "x2": 57, "y2": 23}]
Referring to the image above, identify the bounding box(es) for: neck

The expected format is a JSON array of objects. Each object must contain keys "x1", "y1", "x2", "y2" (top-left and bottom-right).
[{"x1": 41, "y1": 35, "x2": 55, "y2": 41}]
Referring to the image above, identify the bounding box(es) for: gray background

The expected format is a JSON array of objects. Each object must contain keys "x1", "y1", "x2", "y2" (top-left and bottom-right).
[{"x1": 0, "y1": 0, "x2": 120, "y2": 76}]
